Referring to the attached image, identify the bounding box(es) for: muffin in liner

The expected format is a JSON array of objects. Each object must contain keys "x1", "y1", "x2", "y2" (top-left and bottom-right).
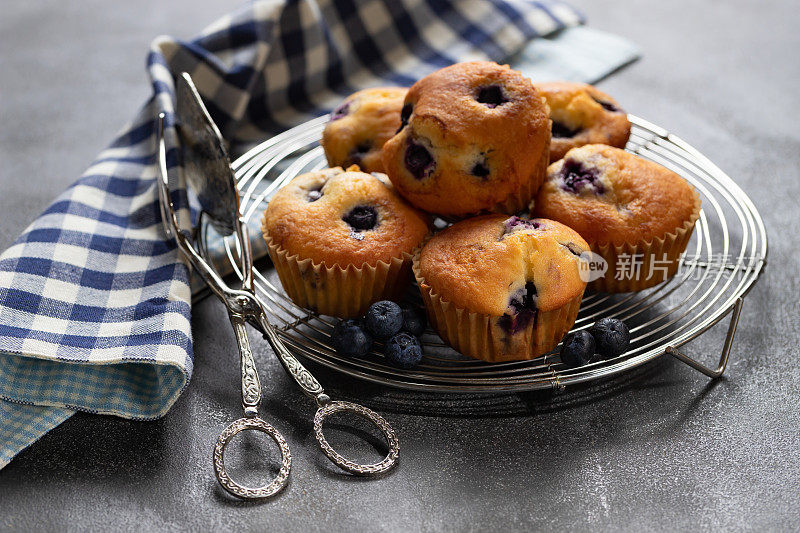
[
  {"x1": 534, "y1": 81, "x2": 631, "y2": 163},
  {"x1": 264, "y1": 234, "x2": 416, "y2": 318},
  {"x1": 321, "y1": 87, "x2": 408, "y2": 174},
  {"x1": 260, "y1": 166, "x2": 430, "y2": 318},
  {"x1": 412, "y1": 216, "x2": 588, "y2": 363},
  {"x1": 532, "y1": 145, "x2": 702, "y2": 293}
]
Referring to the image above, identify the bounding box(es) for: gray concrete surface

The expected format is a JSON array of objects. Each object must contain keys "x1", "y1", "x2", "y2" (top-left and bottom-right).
[{"x1": 1, "y1": 0, "x2": 798, "y2": 531}]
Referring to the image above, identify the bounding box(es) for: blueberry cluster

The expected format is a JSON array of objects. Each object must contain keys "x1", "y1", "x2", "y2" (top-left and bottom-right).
[
  {"x1": 559, "y1": 318, "x2": 630, "y2": 368},
  {"x1": 329, "y1": 300, "x2": 427, "y2": 369},
  {"x1": 558, "y1": 159, "x2": 605, "y2": 195},
  {"x1": 404, "y1": 140, "x2": 435, "y2": 180},
  {"x1": 330, "y1": 100, "x2": 351, "y2": 121},
  {"x1": 497, "y1": 281, "x2": 537, "y2": 335},
  {"x1": 502, "y1": 216, "x2": 542, "y2": 235},
  {"x1": 342, "y1": 205, "x2": 378, "y2": 231},
  {"x1": 347, "y1": 141, "x2": 373, "y2": 167}
]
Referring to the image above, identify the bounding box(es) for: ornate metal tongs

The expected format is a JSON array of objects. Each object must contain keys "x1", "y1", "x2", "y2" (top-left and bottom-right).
[{"x1": 156, "y1": 73, "x2": 398, "y2": 500}]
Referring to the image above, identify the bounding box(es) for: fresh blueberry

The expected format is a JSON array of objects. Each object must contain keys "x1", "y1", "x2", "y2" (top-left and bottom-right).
[
  {"x1": 497, "y1": 281, "x2": 537, "y2": 334},
  {"x1": 551, "y1": 120, "x2": 581, "y2": 138},
  {"x1": 589, "y1": 318, "x2": 630, "y2": 359},
  {"x1": 343, "y1": 205, "x2": 377, "y2": 231},
  {"x1": 330, "y1": 319, "x2": 373, "y2": 358},
  {"x1": 559, "y1": 159, "x2": 605, "y2": 194},
  {"x1": 364, "y1": 300, "x2": 404, "y2": 340},
  {"x1": 400, "y1": 304, "x2": 427, "y2": 337},
  {"x1": 384, "y1": 332, "x2": 423, "y2": 369},
  {"x1": 404, "y1": 140, "x2": 435, "y2": 179},
  {"x1": 503, "y1": 216, "x2": 542, "y2": 235},
  {"x1": 560, "y1": 330, "x2": 596, "y2": 368},
  {"x1": 476, "y1": 85, "x2": 508, "y2": 108},
  {"x1": 397, "y1": 103, "x2": 413, "y2": 133},
  {"x1": 330, "y1": 100, "x2": 351, "y2": 121}
]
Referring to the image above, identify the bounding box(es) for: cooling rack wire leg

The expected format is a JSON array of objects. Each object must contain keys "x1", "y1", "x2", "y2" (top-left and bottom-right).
[{"x1": 665, "y1": 297, "x2": 744, "y2": 379}]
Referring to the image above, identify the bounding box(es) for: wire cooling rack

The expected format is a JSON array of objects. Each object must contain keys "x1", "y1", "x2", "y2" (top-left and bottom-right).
[{"x1": 213, "y1": 114, "x2": 767, "y2": 393}]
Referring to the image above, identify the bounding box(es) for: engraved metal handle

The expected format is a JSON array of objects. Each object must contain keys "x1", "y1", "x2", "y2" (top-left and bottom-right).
[
  {"x1": 212, "y1": 311, "x2": 292, "y2": 500},
  {"x1": 230, "y1": 314, "x2": 262, "y2": 416},
  {"x1": 258, "y1": 315, "x2": 324, "y2": 400}
]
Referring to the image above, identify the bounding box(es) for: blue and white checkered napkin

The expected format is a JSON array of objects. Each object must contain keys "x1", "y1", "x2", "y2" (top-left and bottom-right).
[{"x1": 0, "y1": 0, "x2": 639, "y2": 469}]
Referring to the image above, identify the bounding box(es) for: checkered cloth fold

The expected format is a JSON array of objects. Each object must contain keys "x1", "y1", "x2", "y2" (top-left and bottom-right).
[{"x1": 0, "y1": 0, "x2": 639, "y2": 469}]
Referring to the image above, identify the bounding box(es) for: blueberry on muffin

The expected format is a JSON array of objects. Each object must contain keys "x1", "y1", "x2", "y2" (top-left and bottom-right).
[
  {"x1": 535, "y1": 81, "x2": 631, "y2": 163},
  {"x1": 414, "y1": 214, "x2": 588, "y2": 362},
  {"x1": 532, "y1": 144, "x2": 701, "y2": 292},
  {"x1": 382, "y1": 61, "x2": 551, "y2": 217},
  {"x1": 321, "y1": 87, "x2": 408, "y2": 173},
  {"x1": 262, "y1": 166, "x2": 430, "y2": 317}
]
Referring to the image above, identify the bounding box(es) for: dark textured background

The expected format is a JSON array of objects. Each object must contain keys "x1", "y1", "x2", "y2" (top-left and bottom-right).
[{"x1": 1, "y1": 1, "x2": 798, "y2": 531}]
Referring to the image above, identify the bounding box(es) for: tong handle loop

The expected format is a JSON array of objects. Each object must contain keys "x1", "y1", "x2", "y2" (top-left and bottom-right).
[
  {"x1": 230, "y1": 313, "x2": 262, "y2": 415},
  {"x1": 213, "y1": 417, "x2": 291, "y2": 500},
  {"x1": 313, "y1": 401, "x2": 399, "y2": 476}
]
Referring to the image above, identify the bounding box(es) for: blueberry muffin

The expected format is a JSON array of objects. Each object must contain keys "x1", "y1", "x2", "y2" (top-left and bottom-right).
[
  {"x1": 382, "y1": 61, "x2": 550, "y2": 217},
  {"x1": 535, "y1": 81, "x2": 631, "y2": 163},
  {"x1": 262, "y1": 166, "x2": 430, "y2": 317},
  {"x1": 321, "y1": 87, "x2": 408, "y2": 173},
  {"x1": 532, "y1": 145, "x2": 701, "y2": 292},
  {"x1": 414, "y1": 214, "x2": 588, "y2": 362}
]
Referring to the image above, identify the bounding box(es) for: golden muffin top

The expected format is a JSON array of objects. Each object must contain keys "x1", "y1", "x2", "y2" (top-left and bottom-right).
[
  {"x1": 533, "y1": 144, "x2": 701, "y2": 246},
  {"x1": 321, "y1": 87, "x2": 408, "y2": 174},
  {"x1": 535, "y1": 81, "x2": 631, "y2": 162},
  {"x1": 262, "y1": 166, "x2": 430, "y2": 267},
  {"x1": 418, "y1": 214, "x2": 589, "y2": 317}
]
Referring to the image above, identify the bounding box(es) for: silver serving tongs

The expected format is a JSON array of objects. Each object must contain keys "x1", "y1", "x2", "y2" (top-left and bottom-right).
[{"x1": 155, "y1": 73, "x2": 398, "y2": 500}]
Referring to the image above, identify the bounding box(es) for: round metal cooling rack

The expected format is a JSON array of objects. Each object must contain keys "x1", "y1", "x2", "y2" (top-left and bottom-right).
[{"x1": 215, "y1": 114, "x2": 767, "y2": 393}]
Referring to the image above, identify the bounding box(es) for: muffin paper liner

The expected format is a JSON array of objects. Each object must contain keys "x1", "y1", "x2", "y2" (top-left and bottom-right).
[
  {"x1": 412, "y1": 243, "x2": 584, "y2": 363},
  {"x1": 589, "y1": 190, "x2": 702, "y2": 293},
  {"x1": 263, "y1": 233, "x2": 418, "y2": 318}
]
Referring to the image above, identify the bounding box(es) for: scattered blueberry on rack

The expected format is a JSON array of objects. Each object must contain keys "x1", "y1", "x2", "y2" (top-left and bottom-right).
[
  {"x1": 384, "y1": 332, "x2": 423, "y2": 369},
  {"x1": 560, "y1": 318, "x2": 630, "y2": 368},
  {"x1": 364, "y1": 301, "x2": 404, "y2": 340},
  {"x1": 330, "y1": 319, "x2": 373, "y2": 358},
  {"x1": 590, "y1": 318, "x2": 631, "y2": 359},
  {"x1": 400, "y1": 303, "x2": 427, "y2": 337},
  {"x1": 332, "y1": 308, "x2": 630, "y2": 371},
  {"x1": 330, "y1": 300, "x2": 428, "y2": 369},
  {"x1": 560, "y1": 330, "x2": 597, "y2": 368}
]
